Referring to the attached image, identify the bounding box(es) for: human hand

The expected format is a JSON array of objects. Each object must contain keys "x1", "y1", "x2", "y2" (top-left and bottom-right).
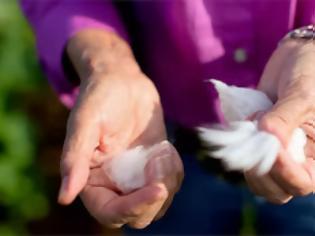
[
  {"x1": 244, "y1": 39, "x2": 315, "y2": 204},
  {"x1": 58, "y1": 30, "x2": 184, "y2": 228}
]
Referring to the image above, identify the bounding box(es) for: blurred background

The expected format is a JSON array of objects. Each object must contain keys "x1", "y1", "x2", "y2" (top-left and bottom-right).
[{"x1": 0, "y1": 1, "x2": 112, "y2": 235}]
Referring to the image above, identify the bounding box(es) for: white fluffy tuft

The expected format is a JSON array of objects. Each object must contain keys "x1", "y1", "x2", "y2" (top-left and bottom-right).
[
  {"x1": 104, "y1": 141, "x2": 172, "y2": 193},
  {"x1": 210, "y1": 79, "x2": 273, "y2": 122},
  {"x1": 199, "y1": 79, "x2": 306, "y2": 175},
  {"x1": 104, "y1": 146, "x2": 150, "y2": 194}
]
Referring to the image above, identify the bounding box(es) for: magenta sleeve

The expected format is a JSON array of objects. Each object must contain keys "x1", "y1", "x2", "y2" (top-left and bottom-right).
[{"x1": 21, "y1": 0, "x2": 128, "y2": 107}]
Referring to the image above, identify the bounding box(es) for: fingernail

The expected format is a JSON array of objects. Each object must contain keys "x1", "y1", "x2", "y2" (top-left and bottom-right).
[
  {"x1": 153, "y1": 155, "x2": 171, "y2": 180},
  {"x1": 152, "y1": 157, "x2": 165, "y2": 180},
  {"x1": 149, "y1": 141, "x2": 173, "y2": 158}
]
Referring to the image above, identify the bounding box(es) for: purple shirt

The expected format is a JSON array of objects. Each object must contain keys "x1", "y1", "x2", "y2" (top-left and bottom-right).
[{"x1": 21, "y1": 0, "x2": 315, "y2": 127}]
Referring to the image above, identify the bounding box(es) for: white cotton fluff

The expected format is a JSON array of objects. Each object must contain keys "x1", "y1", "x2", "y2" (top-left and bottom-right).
[
  {"x1": 105, "y1": 146, "x2": 149, "y2": 194},
  {"x1": 198, "y1": 79, "x2": 306, "y2": 175},
  {"x1": 210, "y1": 79, "x2": 274, "y2": 122},
  {"x1": 104, "y1": 141, "x2": 171, "y2": 194}
]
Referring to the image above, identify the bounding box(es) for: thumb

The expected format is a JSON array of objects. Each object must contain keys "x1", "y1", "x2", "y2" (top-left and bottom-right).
[
  {"x1": 58, "y1": 156, "x2": 90, "y2": 205},
  {"x1": 259, "y1": 96, "x2": 310, "y2": 147},
  {"x1": 58, "y1": 120, "x2": 97, "y2": 205}
]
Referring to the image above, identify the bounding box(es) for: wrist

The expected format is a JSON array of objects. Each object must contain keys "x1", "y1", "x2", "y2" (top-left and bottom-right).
[{"x1": 67, "y1": 29, "x2": 140, "y2": 81}]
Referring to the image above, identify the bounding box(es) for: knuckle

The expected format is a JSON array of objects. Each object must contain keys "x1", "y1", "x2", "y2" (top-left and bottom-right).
[
  {"x1": 261, "y1": 113, "x2": 288, "y2": 131},
  {"x1": 123, "y1": 208, "x2": 143, "y2": 218},
  {"x1": 155, "y1": 188, "x2": 169, "y2": 201},
  {"x1": 259, "y1": 116, "x2": 272, "y2": 129},
  {"x1": 259, "y1": 115, "x2": 275, "y2": 131},
  {"x1": 150, "y1": 184, "x2": 169, "y2": 202}
]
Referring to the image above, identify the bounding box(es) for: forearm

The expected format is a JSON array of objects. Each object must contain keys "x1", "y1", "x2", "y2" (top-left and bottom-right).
[{"x1": 67, "y1": 29, "x2": 140, "y2": 81}]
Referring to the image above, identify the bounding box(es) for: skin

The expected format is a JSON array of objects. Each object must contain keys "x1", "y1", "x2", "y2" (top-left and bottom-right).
[
  {"x1": 57, "y1": 27, "x2": 315, "y2": 227},
  {"x1": 57, "y1": 29, "x2": 184, "y2": 229},
  {"x1": 245, "y1": 39, "x2": 315, "y2": 204}
]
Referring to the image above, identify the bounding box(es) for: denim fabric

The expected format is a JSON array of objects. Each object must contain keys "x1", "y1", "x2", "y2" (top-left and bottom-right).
[{"x1": 125, "y1": 155, "x2": 315, "y2": 235}]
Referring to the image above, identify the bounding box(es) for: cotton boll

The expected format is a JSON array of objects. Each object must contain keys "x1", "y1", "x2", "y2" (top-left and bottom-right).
[
  {"x1": 198, "y1": 121, "x2": 256, "y2": 147},
  {"x1": 199, "y1": 123, "x2": 282, "y2": 174},
  {"x1": 104, "y1": 146, "x2": 149, "y2": 194},
  {"x1": 104, "y1": 140, "x2": 173, "y2": 194},
  {"x1": 212, "y1": 130, "x2": 267, "y2": 170},
  {"x1": 199, "y1": 79, "x2": 307, "y2": 175},
  {"x1": 203, "y1": 121, "x2": 281, "y2": 174},
  {"x1": 210, "y1": 79, "x2": 273, "y2": 122}
]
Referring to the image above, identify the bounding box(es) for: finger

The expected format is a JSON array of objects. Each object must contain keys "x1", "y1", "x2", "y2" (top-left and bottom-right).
[
  {"x1": 245, "y1": 171, "x2": 292, "y2": 204},
  {"x1": 145, "y1": 142, "x2": 184, "y2": 193},
  {"x1": 128, "y1": 187, "x2": 167, "y2": 229},
  {"x1": 302, "y1": 158, "x2": 315, "y2": 188},
  {"x1": 58, "y1": 115, "x2": 98, "y2": 205},
  {"x1": 304, "y1": 136, "x2": 315, "y2": 159},
  {"x1": 302, "y1": 120, "x2": 315, "y2": 140},
  {"x1": 90, "y1": 149, "x2": 107, "y2": 168},
  {"x1": 145, "y1": 155, "x2": 178, "y2": 191},
  {"x1": 143, "y1": 156, "x2": 182, "y2": 223},
  {"x1": 87, "y1": 167, "x2": 117, "y2": 191},
  {"x1": 301, "y1": 122, "x2": 315, "y2": 158},
  {"x1": 140, "y1": 142, "x2": 183, "y2": 224},
  {"x1": 144, "y1": 154, "x2": 178, "y2": 217},
  {"x1": 269, "y1": 150, "x2": 313, "y2": 196},
  {"x1": 94, "y1": 183, "x2": 168, "y2": 228},
  {"x1": 259, "y1": 97, "x2": 310, "y2": 147},
  {"x1": 244, "y1": 172, "x2": 263, "y2": 195},
  {"x1": 80, "y1": 186, "x2": 120, "y2": 227},
  {"x1": 303, "y1": 158, "x2": 315, "y2": 190},
  {"x1": 154, "y1": 194, "x2": 174, "y2": 221},
  {"x1": 170, "y1": 145, "x2": 185, "y2": 192}
]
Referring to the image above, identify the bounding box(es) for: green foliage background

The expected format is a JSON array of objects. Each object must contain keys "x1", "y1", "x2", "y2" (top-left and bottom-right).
[{"x1": 0, "y1": 1, "x2": 49, "y2": 234}]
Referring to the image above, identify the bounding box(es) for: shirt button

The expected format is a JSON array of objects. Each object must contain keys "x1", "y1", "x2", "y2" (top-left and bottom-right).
[{"x1": 234, "y1": 48, "x2": 247, "y2": 63}]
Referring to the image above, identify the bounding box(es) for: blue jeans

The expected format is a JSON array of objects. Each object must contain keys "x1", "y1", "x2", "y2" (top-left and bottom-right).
[{"x1": 125, "y1": 154, "x2": 315, "y2": 235}]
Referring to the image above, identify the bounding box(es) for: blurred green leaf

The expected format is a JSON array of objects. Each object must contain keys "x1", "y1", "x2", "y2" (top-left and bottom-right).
[
  {"x1": 0, "y1": 0, "x2": 50, "y2": 233},
  {"x1": 0, "y1": 224, "x2": 18, "y2": 236}
]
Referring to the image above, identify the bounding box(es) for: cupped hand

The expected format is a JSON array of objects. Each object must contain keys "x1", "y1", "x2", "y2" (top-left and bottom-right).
[
  {"x1": 245, "y1": 39, "x2": 315, "y2": 204},
  {"x1": 59, "y1": 72, "x2": 183, "y2": 228},
  {"x1": 57, "y1": 30, "x2": 183, "y2": 228}
]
